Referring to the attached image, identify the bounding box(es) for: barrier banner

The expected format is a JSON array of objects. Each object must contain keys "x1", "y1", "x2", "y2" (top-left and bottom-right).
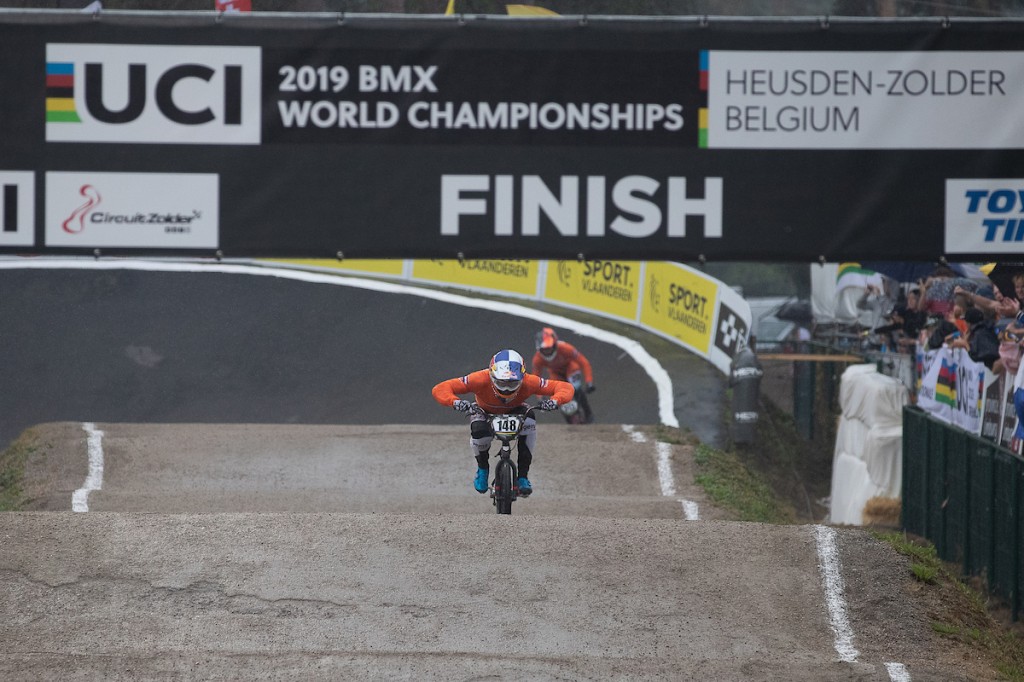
[
  {"x1": 917, "y1": 347, "x2": 988, "y2": 433},
  {"x1": 543, "y1": 260, "x2": 641, "y2": 322},
  {"x1": 9, "y1": 13, "x2": 1024, "y2": 260},
  {"x1": 640, "y1": 261, "x2": 716, "y2": 356},
  {"x1": 411, "y1": 259, "x2": 539, "y2": 296},
  {"x1": 268, "y1": 259, "x2": 406, "y2": 277},
  {"x1": 979, "y1": 371, "x2": 1016, "y2": 446}
]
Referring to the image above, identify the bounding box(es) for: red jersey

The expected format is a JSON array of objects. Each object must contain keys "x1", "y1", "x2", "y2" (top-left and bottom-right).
[
  {"x1": 531, "y1": 342, "x2": 593, "y2": 384},
  {"x1": 432, "y1": 370, "x2": 574, "y2": 414}
]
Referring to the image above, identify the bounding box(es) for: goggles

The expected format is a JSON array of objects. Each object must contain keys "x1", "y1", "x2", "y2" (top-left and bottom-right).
[{"x1": 493, "y1": 377, "x2": 522, "y2": 393}]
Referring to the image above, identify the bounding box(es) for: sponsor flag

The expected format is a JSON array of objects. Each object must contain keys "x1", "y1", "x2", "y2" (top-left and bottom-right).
[
  {"x1": 215, "y1": 0, "x2": 251, "y2": 11},
  {"x1": 835, "y1": 262, "x2": 884, "y2": 294},
  {"x1": 506, "y1": 5, "x2": 559, "y2": 15},
  {"x1": 935, "y1": 355, "x2": 958, "y2": 407}
]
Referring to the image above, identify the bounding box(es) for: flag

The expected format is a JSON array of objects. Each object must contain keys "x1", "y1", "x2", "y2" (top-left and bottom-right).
[
  {"x1": 506, "y1": 4, "x2": 559, "y2": 14},
  {"x1": 835, "y1": 262, "x2": 884, "y2": 294},
  {"x1": 935, "y1": 355, "x2": 958, "y2": 408},
  {"x1": 216, "y1": 0, "x2": 251, "y2": 12}
]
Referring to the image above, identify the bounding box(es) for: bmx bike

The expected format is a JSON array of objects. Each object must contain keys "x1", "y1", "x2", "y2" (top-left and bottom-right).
[
  {"x1": 471, "y1": 404, "x2": 530, "y2": 515},
  {"x1": 558, "y1": 371, "x2": 593, "y2": 425}
]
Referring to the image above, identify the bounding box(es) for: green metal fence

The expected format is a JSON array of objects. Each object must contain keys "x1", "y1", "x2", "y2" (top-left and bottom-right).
[{"x1": 903, "y1": 406, "x2": 1023, "y2": 621}]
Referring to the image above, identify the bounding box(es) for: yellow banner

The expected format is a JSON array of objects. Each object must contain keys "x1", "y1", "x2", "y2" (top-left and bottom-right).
[
  {"x1": 411, "y1": 259, "x2": 538, "y2": 296},
  {"x1": 640, "y1": 262, "x2": 718, "y2": 354},
  {"x1": 543, "y1": 260, "x2": 641, "y2": 321},
  {"x1": 268, "y1": 259, "x2": 405, "y2": 276}
]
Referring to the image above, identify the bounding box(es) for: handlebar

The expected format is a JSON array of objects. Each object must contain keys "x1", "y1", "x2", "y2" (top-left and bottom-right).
[{"x1": 468, "y1": 402, "x2": 541, "y2": 418}]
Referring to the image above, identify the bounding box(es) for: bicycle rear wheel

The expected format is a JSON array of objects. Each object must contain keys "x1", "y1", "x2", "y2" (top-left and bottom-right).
[{"x1": 494, "y1": 460, "x2": 514, "y2": 515}]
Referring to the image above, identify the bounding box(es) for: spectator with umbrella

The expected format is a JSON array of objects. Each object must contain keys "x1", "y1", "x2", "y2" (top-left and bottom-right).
[
  {"x1": 955, "y1": 282, "x2": 1020, "y2": 321},
  {"x1": 981, "y1": 262, "x2": 1024, "y2": 303},
  {"x1": 916, "y1": 265, "x2": 980, "y2": 315}
]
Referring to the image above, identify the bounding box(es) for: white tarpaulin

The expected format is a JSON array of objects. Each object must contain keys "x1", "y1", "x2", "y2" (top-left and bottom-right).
[
  {"x1": 829, "y1": 364, "x2": 909, "y2": 525},
  {"x1": 810, "y1": 262, "x2": 887, "y2": 327}
]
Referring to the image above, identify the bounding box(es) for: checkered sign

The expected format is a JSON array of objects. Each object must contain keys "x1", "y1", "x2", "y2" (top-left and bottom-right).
[{"x1": 715, "y1": 302, "x2": 748, "y2": 358}]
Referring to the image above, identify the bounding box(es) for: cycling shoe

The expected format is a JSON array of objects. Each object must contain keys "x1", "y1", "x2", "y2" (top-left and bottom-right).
[
  {"x1": 517, "y1": 477, "x2": 533, "y2": 497},
  {"x1": 474, "y1": 468, "x2": 489, "y2": 494}
]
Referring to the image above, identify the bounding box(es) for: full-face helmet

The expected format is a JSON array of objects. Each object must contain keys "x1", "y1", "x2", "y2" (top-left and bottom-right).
[
  {"x1": 535, "y1": 327, "x2": 559, "y2": 361},
  {"x1": 489, "y1": 349, "x2": 525, "y2": 395}
]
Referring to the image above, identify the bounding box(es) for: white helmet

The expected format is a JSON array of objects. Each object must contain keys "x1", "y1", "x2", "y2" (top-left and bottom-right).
[{"x1": 489, "y1": 349, "x2": 525, "y2": 395}]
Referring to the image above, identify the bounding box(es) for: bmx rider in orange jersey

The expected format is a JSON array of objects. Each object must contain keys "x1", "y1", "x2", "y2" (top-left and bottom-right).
[{"x1": 432, "y1": 349, "x2": 574, "y2": 497}]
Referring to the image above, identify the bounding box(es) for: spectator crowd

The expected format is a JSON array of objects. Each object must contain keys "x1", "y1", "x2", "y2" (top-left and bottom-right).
[{"x1": 851, "y1": 264, "x2": 1024, "y2": 377}]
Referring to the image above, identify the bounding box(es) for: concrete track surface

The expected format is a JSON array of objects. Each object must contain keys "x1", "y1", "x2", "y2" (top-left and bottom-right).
[
  {"x1": 0, "y1": 422, "x2": 993, "y2": 681},
  {"x1": 0, "y1": 266, "x2": 998, "y2": 680}
]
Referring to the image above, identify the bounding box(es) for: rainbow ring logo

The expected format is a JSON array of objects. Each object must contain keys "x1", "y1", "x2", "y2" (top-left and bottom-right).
[
  {"x1": 46, "y1": 62, "x2": 81, "y2": 123},
  {"x1": 698, "y1": 51, "x2": 709, "y2": 149}
]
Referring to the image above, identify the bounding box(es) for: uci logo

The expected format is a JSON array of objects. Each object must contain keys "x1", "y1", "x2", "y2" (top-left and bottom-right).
[{"x1": 45, "y1": 44, "x2": 262, "y2": 145}]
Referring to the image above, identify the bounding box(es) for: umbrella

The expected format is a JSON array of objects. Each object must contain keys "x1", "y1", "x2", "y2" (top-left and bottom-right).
[
  {"x1": 773, "y1": 300, "x2": 814, "y2": 325},
  {"x1": 859, "y1": 261, "x2": 983, "y2": 283},
  {"x1": 983, "y1": 262, "x2": 1024, "y2": 302}
]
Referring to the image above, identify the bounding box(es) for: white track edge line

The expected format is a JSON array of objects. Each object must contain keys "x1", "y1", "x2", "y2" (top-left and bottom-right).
[
  {"x1": 813, "y1": 524, "x2": 859, "y2": 663},
  {"x1": 622, "y1": 426, "x2": 699, "y2": 520},
  {"x1": 71, "y1": 422, "x2": 104, "y2": 512},
  {"x1": 885, "y1": 662, "x2": 912, "y2": 681}
]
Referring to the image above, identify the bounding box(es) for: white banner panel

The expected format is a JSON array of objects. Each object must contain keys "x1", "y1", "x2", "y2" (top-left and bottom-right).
[
  {"x1": 706, "y1": 51, "x2": 1024, "y2": 149},
  {"x1": 45, "y1": 171, "x2": 219, "y2": 249},
  {"x1": 0, "y1": 171, "x2": 35, "y2": 247}
]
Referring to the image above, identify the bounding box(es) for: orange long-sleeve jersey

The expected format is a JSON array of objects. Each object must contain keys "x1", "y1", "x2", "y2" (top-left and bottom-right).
[
  {"x1": 531, "y1": 342, "x2": 593, "y2": 384},
  {"x1": 432, "y1": 369, "x2": 574, "y2": 414}
]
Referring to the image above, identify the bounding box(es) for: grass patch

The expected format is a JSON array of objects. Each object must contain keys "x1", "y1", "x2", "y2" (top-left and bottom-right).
[
  {"x1": 0, "y1": 429, "x2": 40, "y2": 511},
  {"x1": 875, "y1": 531, "x2": 1024, "y2": 681},
  {"x1": 911, "y1": 562, "x2": 939, "y2": 584},
  {"x1": 655, "y1": 424, "x2": 699, "y2": 447},
  {"x1": 693, "y1": 443, "x2": 796, "y2": 524}
]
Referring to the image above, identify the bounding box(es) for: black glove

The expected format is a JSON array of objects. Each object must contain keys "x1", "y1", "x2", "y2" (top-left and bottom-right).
[
  {"x1": 539, "y1": 398, "x2": 558, "y2": 411},
  {"x1": 586, "y1": 382, "x2": 596, "y2": 393},
  {"x1": 453, "y1": 399, "x2": 471, "y2": 412}
]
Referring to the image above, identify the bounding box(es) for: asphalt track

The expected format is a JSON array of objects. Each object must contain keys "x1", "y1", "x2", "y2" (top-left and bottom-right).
[
  {"x1": 0, "y1": 263, "x2": 994, "y2": 680},
  {"x1": 0, "y1": 263, "x2": 723, "y2": 452}
]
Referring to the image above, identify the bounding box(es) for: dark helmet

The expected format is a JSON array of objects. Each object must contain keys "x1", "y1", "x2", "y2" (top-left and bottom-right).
[{"x1": 535, "y1": 327, "x2": 559, "y2": 361}]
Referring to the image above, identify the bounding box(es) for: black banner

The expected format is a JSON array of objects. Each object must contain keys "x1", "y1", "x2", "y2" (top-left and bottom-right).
[{"x1": 2, "y1": 12, "x2": 1024, "y2": 261}]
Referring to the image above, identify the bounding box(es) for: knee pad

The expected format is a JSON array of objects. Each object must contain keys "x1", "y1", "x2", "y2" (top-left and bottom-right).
[{"x1": 470, "y1": 420, "x2": 493, "y2": 450}]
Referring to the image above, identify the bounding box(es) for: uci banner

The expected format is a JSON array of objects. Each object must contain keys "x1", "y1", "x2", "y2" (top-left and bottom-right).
[
  {"x1": 4, "y1": 13, "x2": 1024, "y2": 260},
  {"x1": 917, "y1": 346, "x2": 988, "y2": 434}
]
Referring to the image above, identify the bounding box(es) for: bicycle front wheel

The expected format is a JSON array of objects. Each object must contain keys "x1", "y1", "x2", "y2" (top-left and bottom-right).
[{"x1": 494, "y1": 460, "x2": 514, "y2": 515}]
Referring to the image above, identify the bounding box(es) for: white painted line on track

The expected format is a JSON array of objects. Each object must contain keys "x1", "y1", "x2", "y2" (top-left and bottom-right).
[
  {"x1": 655, "y1": 441, "x2": 677, "y2": 496},
  {"x1": 623, "y1": 424, "x2": 648, "y2": 444},
  {"x1": 814, "y1": 524, "x2": 859, "y2": 663},
  {"x1": 885, "y1": 662, "x2": 912, "y2": 681},
  {"x1": 622, "y1": 425, "x2": 698, "y2": 520},
  {"x1": 0, "y1": 259, "x2": 679, "y2": 428},
  {"x1": 71, "y1": 422, "x2": 104, "y2": 512},
  {"x1": 815, "y1": 525, "x2": 911, "y2": 677}
]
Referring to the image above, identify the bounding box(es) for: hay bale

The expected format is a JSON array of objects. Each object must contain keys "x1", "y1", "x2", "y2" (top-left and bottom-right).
[{"x1": 862, "y1": 496, "x2": 901, "y2": 528}]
